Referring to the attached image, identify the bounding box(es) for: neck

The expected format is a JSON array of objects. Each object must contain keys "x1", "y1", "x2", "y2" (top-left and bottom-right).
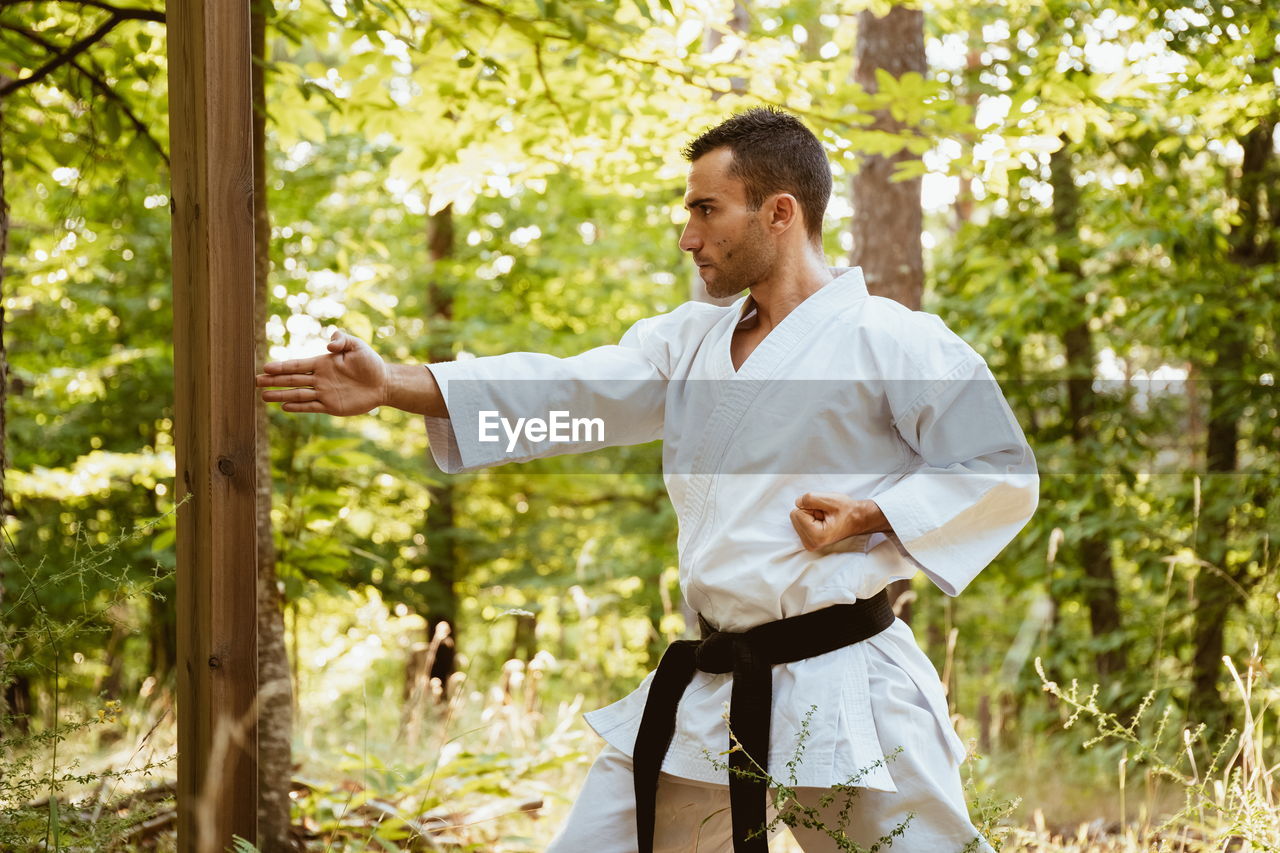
[{"x1": 745, "y1": 248, "x2": 833, "y2": 330}]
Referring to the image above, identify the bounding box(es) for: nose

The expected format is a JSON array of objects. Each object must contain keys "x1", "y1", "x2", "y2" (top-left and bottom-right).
[{"x1": 679, "y1": 219, "x2": 700, "y2": 253}]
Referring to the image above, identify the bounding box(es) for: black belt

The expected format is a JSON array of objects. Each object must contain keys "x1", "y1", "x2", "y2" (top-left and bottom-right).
[{"x1": 632, "y1": 591, "x2": 895, "y2": 853}]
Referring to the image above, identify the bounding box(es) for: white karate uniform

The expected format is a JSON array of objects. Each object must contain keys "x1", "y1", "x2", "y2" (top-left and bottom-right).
[{"x1": 424, "y1": 266, "x2": 1037, "y2": 850}]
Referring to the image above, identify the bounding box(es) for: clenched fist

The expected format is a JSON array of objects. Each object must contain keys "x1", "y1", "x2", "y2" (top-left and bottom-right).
[
  {"x1": 255, "y1": 330, "x2": 389, "y2": 416},
  {"x1": 789, "y1": 492, "x2": 891, "y2": 551}
]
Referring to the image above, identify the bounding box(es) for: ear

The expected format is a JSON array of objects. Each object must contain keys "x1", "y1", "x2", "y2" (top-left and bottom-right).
[{"x1": 765, "y1": 193, "x2": 801, "y2": 236}]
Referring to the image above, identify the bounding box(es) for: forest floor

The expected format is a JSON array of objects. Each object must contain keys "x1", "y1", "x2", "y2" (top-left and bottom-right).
[
  {"x1": 6, "y1": 684, "x2": 1272, "y2": 852},
  {"x1": 5, "y1": 597, "x2": 1274, "y2": 850}
]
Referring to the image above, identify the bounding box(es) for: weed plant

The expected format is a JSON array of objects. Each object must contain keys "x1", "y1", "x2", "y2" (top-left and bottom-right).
[
  {"x1": 0, "y1": 507, "x2": 181, "y2": 849},
  {"x1": 990, "y1": 655, "x2": 1279, "y2": 852},
  {"x1": 703, "y1": 705, "x2": 1006, "y2": 852},
  {"x1": 4, "y1": 503, "x2": 1276, "y2": 851}
]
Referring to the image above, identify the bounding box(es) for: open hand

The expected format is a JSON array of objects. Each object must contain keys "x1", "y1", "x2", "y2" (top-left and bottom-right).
[
  {"x1": 789, "y1": 492, "x2": 890, "y2": 551},
  {"x1": 255, "y1": 330, "x2": 389, "y2": 416}
]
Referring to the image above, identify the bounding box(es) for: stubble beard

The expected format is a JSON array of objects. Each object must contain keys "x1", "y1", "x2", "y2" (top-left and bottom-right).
[{"x1": 704, "y1": 218, "x2": 775, "y2": 300}]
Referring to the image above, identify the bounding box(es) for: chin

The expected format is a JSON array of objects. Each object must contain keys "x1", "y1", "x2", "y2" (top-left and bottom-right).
[
  {"x1": 709, "y1": 281, "x2": 747, "y2": 299},
  {"x1": 703, "y1": 274, "x2": 739, "y2": 299}
]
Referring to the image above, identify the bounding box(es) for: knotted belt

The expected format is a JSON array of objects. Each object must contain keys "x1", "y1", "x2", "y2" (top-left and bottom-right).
[{"x1": 632, "y1": 590, "x2": 896, "y2": 852}]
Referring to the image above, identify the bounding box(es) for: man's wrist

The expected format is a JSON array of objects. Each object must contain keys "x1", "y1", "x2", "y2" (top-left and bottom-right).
[
  {"x1": 383, "y1": 362, "x2": 448, "y2": 418},
  {"x1": 849, "y1": 500, "x2": 892, "y2": 537}
]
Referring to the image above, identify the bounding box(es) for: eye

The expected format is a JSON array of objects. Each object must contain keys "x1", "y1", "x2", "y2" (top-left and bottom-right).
[{"x1": 699, "y1": 205, "x2": 713, "y2": 216}]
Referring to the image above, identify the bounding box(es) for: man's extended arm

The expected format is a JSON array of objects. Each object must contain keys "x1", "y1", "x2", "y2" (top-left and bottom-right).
[
  {"x1": 256, "y1": 330, "x2": 449, "y2": 419},
  {"x1": 260, "y1": 313, "x2": 675, "y2": 476}
]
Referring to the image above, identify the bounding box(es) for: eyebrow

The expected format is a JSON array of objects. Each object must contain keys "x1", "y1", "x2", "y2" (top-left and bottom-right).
[{"x1": 684, "y1": 196, "x2": 716, "y2": 210}]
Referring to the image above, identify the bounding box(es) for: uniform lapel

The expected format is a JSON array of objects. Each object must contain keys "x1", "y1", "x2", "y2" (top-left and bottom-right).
[
  {"x1": 727, "y1": 267, "x2": 867, "y2": 381},
  {"x1": 677, "y1": 268, "x2": 869, "y2": 567}
]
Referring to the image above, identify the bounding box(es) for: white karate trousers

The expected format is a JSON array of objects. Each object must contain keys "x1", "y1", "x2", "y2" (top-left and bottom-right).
[
  {"x1": 544, "y1": 744, "x2": 992, "y2": 852},
  {"x1": 547, "y1": 668, "x2": 994, "y2": 853}
]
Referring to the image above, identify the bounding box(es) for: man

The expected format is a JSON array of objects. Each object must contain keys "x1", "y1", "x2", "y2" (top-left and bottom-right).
[{"x1": 258, "y1": 108, "x2": 1038, "y2": 851}]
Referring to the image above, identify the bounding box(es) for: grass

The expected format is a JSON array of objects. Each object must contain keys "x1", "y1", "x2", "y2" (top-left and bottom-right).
[{"x1": 2, "y1": 528, "x2": 1276, "y2": 850}]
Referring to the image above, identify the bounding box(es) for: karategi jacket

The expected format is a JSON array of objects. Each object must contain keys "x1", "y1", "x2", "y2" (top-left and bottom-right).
[{"x1": 423, "y1": 265, "x2": 1039, "y2": 792}]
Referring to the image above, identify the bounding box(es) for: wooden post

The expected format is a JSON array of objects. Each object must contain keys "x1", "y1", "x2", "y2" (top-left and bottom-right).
[{"x1": 168, "y1": 1, "x2": 259, "y2": 850}]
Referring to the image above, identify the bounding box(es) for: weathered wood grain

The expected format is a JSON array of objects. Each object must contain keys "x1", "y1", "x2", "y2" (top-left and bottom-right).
[{"x1": 168, "y1": 0, "x2": 259, "y2": 849}]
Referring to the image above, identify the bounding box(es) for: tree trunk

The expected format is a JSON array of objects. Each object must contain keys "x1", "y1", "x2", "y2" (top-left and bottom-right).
[
  {"x1": 148, "y1": 589, "x2": 177, "y2": 682},
  {"x1": 510, "y1": 612, "x2": 538, "y2": 662},
  {"x1": 0, "y1": 95, "x2": 10, "y2": 722},
  {"x1": 1049, "y1": 138, "x2": 1126, "y2": 680},
  {"x1": 851, "y1": 5, "x2": 925, "y2": 311},
  {"x1": 1189, "y1": 115, "x2": 1277, "y2": 728},
  {"x1": 252, "y1": 5, "x2": 296, "y2": 848},
  {"x1": 1189, "y1": 367, "x2": 1239, "y2": 728},
  {"x1": 422, "y1": 206, "x2": 458, "y2": 695},
  {"x1": 4, "y1": 674, "x2": 29, "y2": 733},
  {"x1": 691, "y1": 0, "x2": 748, "y2": 306},
  {"x1": 952, "y1": 37, "x2": 983, "y2": 230},
  {"x1": 850, "y1": 5, "x2": 925, "y2": 621}
]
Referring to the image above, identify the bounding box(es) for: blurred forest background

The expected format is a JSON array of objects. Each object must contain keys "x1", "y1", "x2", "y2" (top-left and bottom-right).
[{"x1": 1, "y1": 0, "x2": 1277, "y2": 849}]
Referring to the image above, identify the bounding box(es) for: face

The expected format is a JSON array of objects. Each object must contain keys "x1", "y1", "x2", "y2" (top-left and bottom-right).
[{"x1": 678, "y1": 148, "x2": 777, "y2": 299}]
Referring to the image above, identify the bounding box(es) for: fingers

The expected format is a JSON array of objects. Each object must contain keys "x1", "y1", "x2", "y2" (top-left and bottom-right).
[
  {"x1": 327, "y1": 330, "x2": 353, "y2": 351},
  {"x1": 259, "y1": 329, "x2": 350, "y2": 378},
  {"x1": 789, "y1": 507, "x2": 822, "y2": 551},
  {"x1": 261, "y1": 386, "x2": 326, "y2": 412},
  {"x1": 795, "y1": 491, "x2": 831, "y2": 509},
  {"x1": 791, "y1": 497, "x2": 827, "y2": 521},
  {"x1": 255, "y1": 372, "x2": 317, "y2": 388},
  {"x1": 260, "y1": 356, "x2": 320, "y2": 375},
  {"x1": 280, "y1": 401, "x2": 330, "y2": 413},
  {"x1": 260, "y1": 387, "x2": 318, "y2": 404}
]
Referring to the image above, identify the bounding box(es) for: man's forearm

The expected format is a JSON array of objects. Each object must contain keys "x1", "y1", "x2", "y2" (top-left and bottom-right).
[{"x1": 384, "y1": 363, "x2": 449, "y2": 418}]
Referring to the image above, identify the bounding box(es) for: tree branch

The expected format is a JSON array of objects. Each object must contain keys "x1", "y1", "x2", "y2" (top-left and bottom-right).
[
  {"x1": 4, "y1": 22, "x2": 168, "y2": 164},
  {"x1": 532, "y1": 38, "x2": 572, "y2": 129},
  {"x1": 0, "y1": 0, "x2": 163, "y2": 20},
  {"x1": 456, "y1": 0, "x2": 870, "y2": 131},
  {"x1": 0, "y1": 5, "x2": 163, "y2": 97}
]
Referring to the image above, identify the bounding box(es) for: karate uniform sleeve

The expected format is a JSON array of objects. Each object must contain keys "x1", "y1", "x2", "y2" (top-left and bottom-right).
[
  {"x1": 871, "y1": 339, "x2": 1039, "y2": 597},
  {"x1": 421, "y1": 310, "x2": 681, "y2": 474}
]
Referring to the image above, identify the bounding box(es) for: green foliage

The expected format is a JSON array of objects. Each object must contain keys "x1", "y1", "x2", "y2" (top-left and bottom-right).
[
  {"x1": 920, "y1": 0, "x2": 1279, "y2": 736},
  {"x1": 1031, "y1": 654, "x2": 1279, "y2": 850},
  {"x1": 0, "y1": 511, "x2": 177, "y2": 849},
  {"x1": 703, "y1": 705, "x2": 920, "y2": 852},
  {"x1": 284, "y1": 593, "x2": 592, "y2": 849},
  {"x1": 230, "y1": 834, "x2": 261, "y2": 852},
  {"x1": 2, "y1": 0, "x2": 1278, "y2": 845}
]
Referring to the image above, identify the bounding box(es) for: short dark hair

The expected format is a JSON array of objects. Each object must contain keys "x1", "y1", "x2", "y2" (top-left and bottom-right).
[{"x1": 683, "y1": 107, "x2": 831, "y2": 244}]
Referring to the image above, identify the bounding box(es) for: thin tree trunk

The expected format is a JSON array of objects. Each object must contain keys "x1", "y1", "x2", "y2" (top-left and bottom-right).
[
  {"x1": 850, "y1": 5, "x2": 925, "y2": 621},
  {"x1": 1190, "y1": 359, "x2": 1239, "y2": 728},
  {"x1": 510, "y1": 612, "x2": 537, "y2": 662},
  {"x1": 252, "y1": 4, "x2": 295, "y2": 848},
  {"x1": 952, "y1": 37, "x2": 983, "y2": 230},
  {"x1": 0, "y1": 94, "x2": 10, "y2": 722},
  {"x1": 148, "y1": 589, "x2": 177, "y2": 681},
  {"x1": 1189, "y1": 115, "x2": 1276, "y2": 728},
  {"x1": 1048, "y1": 138, "x2": 1126, "y2": 680},
  {"x1": 691, "y1": 0, "x2": 748, "y2": 306},
  {"x1": 423, "y1": 206, "x2": 458, "y2": 694}
]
